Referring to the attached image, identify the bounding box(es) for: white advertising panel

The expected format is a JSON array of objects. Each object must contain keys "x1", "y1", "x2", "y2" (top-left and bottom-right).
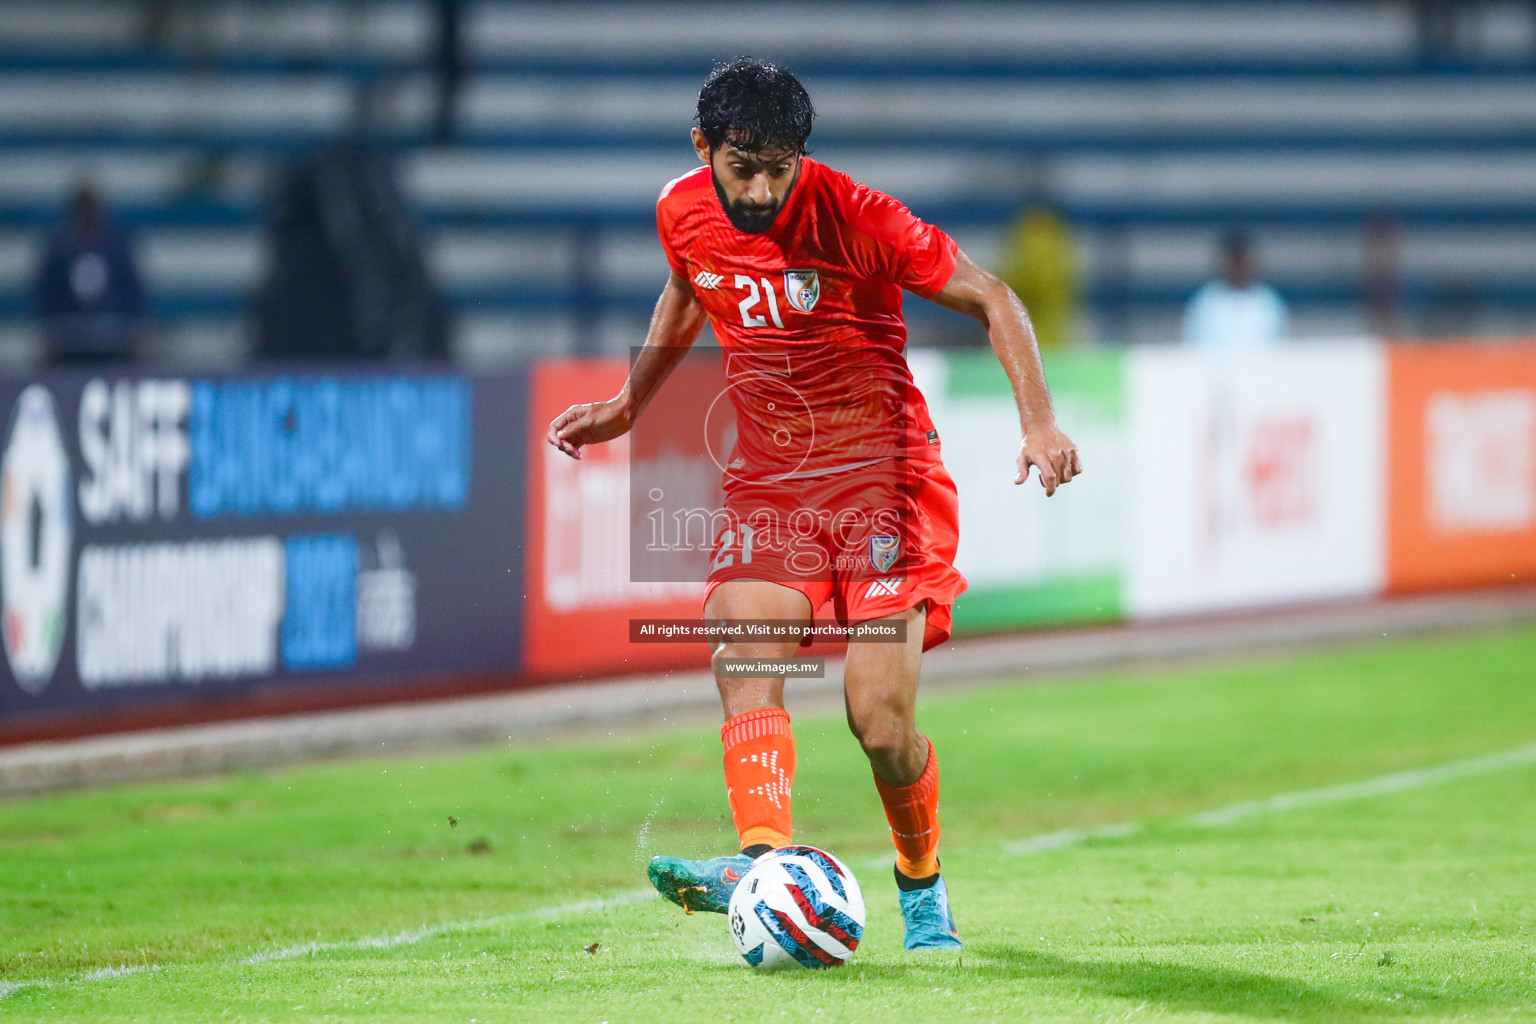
[
  {"x1": 1125, "y1": 341, "x2": 1386, "y2": 617},
  {"x1": 910, "y1": 348, "x2": 1125, "y2": 631}
]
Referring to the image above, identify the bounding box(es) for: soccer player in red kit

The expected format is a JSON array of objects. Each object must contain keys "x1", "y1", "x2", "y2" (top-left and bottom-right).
[{"x1": 548, "y1": 57, "x2": 1080, "y2": 951}]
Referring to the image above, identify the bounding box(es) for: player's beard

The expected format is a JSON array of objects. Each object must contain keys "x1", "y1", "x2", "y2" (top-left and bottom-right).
[
  {"x1": 714, "y1": 179, "x2": 782, "y2": 233},
  {"x1": 712, "y1": 165, "x2": 799, "y2": 234}
]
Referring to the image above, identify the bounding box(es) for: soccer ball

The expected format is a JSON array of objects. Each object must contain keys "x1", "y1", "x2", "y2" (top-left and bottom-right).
[{"x1": 726, "y1": 846, "x2": 865, "y2": 970}]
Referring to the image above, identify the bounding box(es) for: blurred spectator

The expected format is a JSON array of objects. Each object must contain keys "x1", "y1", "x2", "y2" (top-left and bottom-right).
[
  {"x1": 32, "y1": 184, "x2": 146, "y2": 366},
  {"x1": 997, "y1": 204, "x2": 1079, "y2": 350},
  {"x1": 253, "y1": 145, "x2": 448, "y2": 361},
  {"x1": 1181, "y1": 230, "x2": 1287, "y2": 350},
  {"x1": 432, "y1": 0, "x2": 464, "y2": 145},
  {"x1": 1414, "y1": 0, "x2": 1461, "y2": 58},
  {"x1": 1365, "y1": 211, "x2": 1402, "y2": 337}
]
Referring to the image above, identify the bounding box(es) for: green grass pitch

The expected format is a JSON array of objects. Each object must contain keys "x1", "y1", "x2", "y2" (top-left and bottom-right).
[{"x1": 3, "y1": 625, "x2": 1535, "y2": 1022}]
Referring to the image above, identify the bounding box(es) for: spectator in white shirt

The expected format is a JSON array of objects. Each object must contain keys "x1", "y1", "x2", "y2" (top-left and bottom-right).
[{"x1": 1182, "y1": 230, "x2": 1288, "y2": 350}]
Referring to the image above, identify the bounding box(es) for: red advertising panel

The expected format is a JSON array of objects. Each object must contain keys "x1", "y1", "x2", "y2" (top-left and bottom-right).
[
  {"x1": 1387, "y1": 341, "x2": 1536, "y2": 592},
  {"x1": 523, "y1": 360, "x2": 710, "y2": 677}
]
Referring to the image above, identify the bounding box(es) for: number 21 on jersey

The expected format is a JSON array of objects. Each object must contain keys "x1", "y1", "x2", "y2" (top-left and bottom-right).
[{"x1": 736, "y1": 275, "x2": 785, "y2": 329}]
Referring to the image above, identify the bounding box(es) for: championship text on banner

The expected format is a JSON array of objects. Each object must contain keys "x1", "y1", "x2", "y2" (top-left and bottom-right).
[{"x1": 0, "y1": 368, "x2": 528, "y2": 726}]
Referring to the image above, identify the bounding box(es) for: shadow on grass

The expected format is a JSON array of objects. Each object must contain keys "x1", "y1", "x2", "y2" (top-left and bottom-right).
[
  {"x1": 702, "y1": 943, "x2": 1486, "y2": 1021},
  {"x1": 972, "y1": 945, "x2": 1385, "y2": 1019}
]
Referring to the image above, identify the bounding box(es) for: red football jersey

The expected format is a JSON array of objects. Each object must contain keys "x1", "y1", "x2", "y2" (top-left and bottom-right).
[{"x1": 656, "y1": 157, "x2": 958, "y2": 482}]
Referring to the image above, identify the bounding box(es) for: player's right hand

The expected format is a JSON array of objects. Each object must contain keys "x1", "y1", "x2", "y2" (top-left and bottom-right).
[{"x1": 547, "y1": 398, "x2": 632, "y2": 460}]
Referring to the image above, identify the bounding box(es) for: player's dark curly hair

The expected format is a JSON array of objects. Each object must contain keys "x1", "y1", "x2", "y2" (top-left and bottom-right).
[{"x1": 696, "y1": 56, "x2": 814, "y2": 155}]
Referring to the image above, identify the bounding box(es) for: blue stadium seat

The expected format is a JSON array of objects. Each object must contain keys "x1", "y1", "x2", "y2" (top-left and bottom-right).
[{"x1": 0, "y1": 0, "x2": 1534, "y2": 360}]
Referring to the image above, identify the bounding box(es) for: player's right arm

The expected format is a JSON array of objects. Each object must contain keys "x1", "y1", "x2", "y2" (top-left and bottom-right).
[{"x1": 546, "y1": 272, "x2": 707, "y2": 460}]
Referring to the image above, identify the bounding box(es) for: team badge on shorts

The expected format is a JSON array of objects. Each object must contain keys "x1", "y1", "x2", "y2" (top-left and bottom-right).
[
  {"x1": 868, "y1": 534, "x2": 900, "y2": 574},
  {"x1": 784, "y1": 269, "x2": 820, "y2": 313}
]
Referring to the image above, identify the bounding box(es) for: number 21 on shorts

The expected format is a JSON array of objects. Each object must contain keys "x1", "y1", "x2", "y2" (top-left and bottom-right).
[{"x1": 712, "y1": 523, "x2": 757, "y2": 570}]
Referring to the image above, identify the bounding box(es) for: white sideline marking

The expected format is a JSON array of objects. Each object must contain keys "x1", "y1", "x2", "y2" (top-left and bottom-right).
[
  {"x1": 0, "y1": 889, "x2": 653, "y2": 1001},
  {"x1": 8, "y1": 741, "x2": 1536, "y2": 1000},
  {"x1": 1001, "y1": 821, "x2": 1143, "y2": 857},
  {"x1": 242, "y1": 888, "x2": 653, "y2": 966},
  {"x1": 1187, "y1": 742, "x2": 1536, "y2": 826},
  {"x1": 999, "y1": 741, "x2": 1536, "y2": 859},
  {"x1": 0, "y1": 963, "x2": 160, "y2": 1000}
]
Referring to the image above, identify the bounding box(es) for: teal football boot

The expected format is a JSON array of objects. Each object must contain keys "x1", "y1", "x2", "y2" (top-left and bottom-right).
[
  {"x1": 898, "y1": 873, "x2": 962, "y2": 951},
  {"x1": 647, "y1": 852, "x2": 755, "y2": 915}
]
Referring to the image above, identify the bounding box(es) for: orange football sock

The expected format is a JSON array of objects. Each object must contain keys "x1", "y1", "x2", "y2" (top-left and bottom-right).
[
  {"x1": 721, "y1": 707, "x2": 795, "y2": 852},
  {"x1": 873, "y1": 739, "x2": 941, "y2": 879}
]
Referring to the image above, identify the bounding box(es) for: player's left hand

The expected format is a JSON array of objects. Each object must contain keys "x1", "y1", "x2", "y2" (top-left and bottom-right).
[
  {"x1": 1015, "y1": 423, "x2": 1081, "y2": 496},
  {"x1": 547, "y1": 397, "x2": 632, "y2": 460}
]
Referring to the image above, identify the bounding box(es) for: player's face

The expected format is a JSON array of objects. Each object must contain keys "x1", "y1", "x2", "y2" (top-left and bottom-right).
[{"x1": 693, "y1": 129, "x2": 801, "y2": 234}]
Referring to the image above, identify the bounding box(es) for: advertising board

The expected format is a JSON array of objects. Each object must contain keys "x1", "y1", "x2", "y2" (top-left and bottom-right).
[
  {"x1": 1124, "y1": 342, "x2": 1387, "y2": 617},
  {"x1": 912, "y1": 348, "x2": 1124, "y2": 632},
  {"x1": 0, "y1": 368, "x2": 527, "y2": 726},
  {"x1": 522, "y1": 360, "x2": 708, "y2": 677},
  {"x1": 1386, "y1": 342, "x2": 1536, "y2": 592}
]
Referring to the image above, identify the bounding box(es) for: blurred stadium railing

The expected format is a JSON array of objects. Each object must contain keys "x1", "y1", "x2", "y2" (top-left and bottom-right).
[{"x1": 1, "y1": 1, "x2": 1535, "y2": 366}]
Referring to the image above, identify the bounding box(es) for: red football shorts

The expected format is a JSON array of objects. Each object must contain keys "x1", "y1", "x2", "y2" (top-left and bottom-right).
[{"x1": 703, "y1": 457, "x2": 968, "y2": 651}]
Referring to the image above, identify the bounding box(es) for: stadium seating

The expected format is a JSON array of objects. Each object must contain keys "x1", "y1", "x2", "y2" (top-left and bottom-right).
[{"x1": 1, "y1": 0, "x2": 1534, "y2": 364}]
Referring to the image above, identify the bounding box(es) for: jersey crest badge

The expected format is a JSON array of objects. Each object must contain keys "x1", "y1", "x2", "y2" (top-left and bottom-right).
[
  {"x1": 868, "y1": 534, "x2": 900, "y2": 574},
  {"x1": 784, "y1": 269, "x2": 820, "y2": 313}
]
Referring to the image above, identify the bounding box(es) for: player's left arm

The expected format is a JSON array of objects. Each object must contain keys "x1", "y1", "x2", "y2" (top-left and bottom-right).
[{"x1": 929, "y1": 249, "x2": 1082, "y2": 496}]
